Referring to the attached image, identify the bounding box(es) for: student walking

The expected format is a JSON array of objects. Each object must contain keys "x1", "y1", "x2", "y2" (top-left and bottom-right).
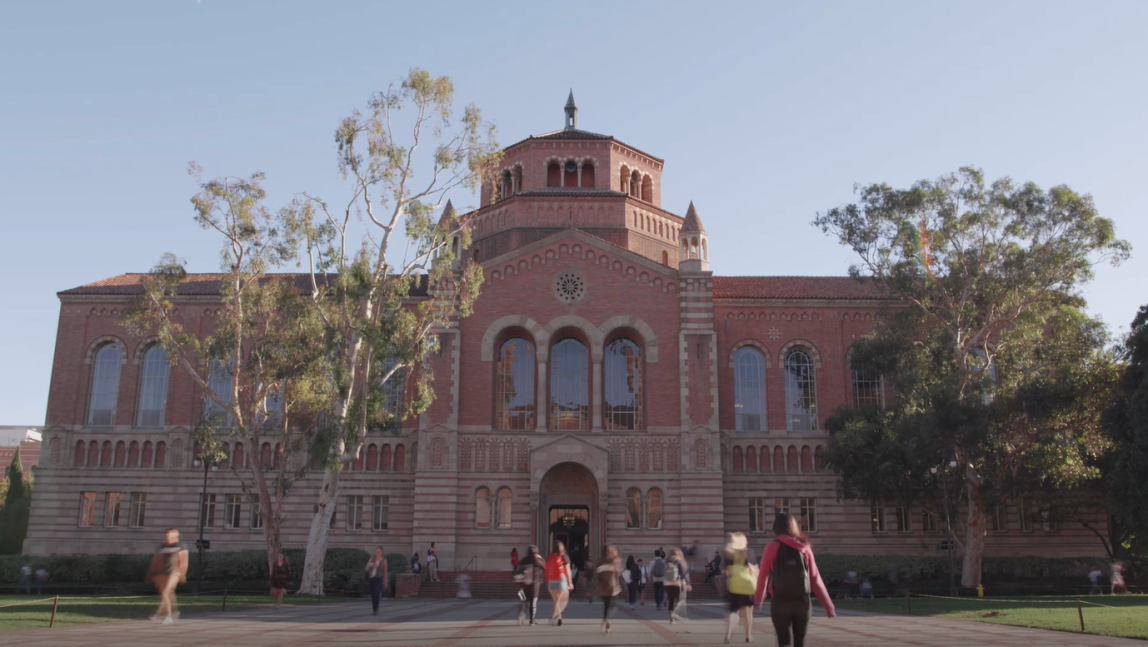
[
  {"x1": 723, "y1": 532, "x2": 758, "y2": 644},
  {"x1": 664, "y1": 547, "x2": 691, "y2": 623},
  {"x1": 638, "y1": 559, "x2": 648, "y2": 606},
  {"x1": 1088, "y1": 566, "x2": 1103, "y2": 595},
  {"x1": 427, "y1": 543, "x2": 439, "y2": 582},
  {"x1": 269, "y1": 552, "x2": 291, "y2": 609},
  {"x1": 365, "y1": 547, "x2": 388, "y2": 615},
  {"x1": 18, "y1": 566, "x2": 31, "y2": 594},
  {"x1": 625, "y1": 556, "x2": 641, "y2": 609},
  {"x1": 754, "y1": 514, "x2": 836, "y2": 647},
  {"x1": 511, "y1": 548, "x2": 519, "y2": 570},
  {"x1": 515, "y1": 545, "x2": 545, "y2": 625},
  {"x1": 33, "y1": 568, "x2": 48, "y2": 595},
  {"x1": 145, "y1": 528, "x2": 188, "y2": 624},
  {"x1": 583, "y1": 557, "x2": 596, "y2": 603},
  {"x1": 649, "y1": 550, "x2": 667, "y2": 611},
  {"x1": 545, "y1": 541, "x2": 574, "y2": 626},
  {"x1": 594, "y1": 546, "x2": 623, "y2": 634}
]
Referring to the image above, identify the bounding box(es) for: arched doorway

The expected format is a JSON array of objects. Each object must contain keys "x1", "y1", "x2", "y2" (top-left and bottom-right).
[{"x1": 537, "y1": 462, "x2": 599, "y2": 569}]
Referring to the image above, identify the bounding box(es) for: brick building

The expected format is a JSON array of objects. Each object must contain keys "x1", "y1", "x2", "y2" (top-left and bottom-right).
[{"x1": 25, "y1": 95, "x2": 1105, "y2": 565}]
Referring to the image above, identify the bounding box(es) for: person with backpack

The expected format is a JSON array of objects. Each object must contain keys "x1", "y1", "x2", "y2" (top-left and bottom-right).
[
  {"x1": 624, "y1": 555, "x2": 641, "y2": 609},
  {"x1": 594, "y1": 546, "x2": 623, "y2": 634},
  {"x1": 545, "y1": 541, "x2": 573, "y2": 626},
  {"x1": 723, "y1": 532, "x2": 758, "y2": 644},
  {"x1": 515, "y1": 545, "x2": 545, "y2": 625},
  {"x1": 664, "y1": 547, "x2": 691, "y2": 623},
  {"x1": 649, "y1": 550, "x2": 667, "y2": 610},
  {"x1": 145, "y1": 528, "x2": 189, "y2": 624},
  {"x1": 754, "y1": 514, "x2": 836, "y2": 647}
]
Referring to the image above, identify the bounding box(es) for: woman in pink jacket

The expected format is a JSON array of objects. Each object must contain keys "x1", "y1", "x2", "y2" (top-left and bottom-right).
[{"x1": 754, "y1": 514, "x2": 835, "y2": 647}]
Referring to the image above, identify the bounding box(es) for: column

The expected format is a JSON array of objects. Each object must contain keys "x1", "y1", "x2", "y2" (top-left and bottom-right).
[
  {"x1": 536, "y1": 359, "x2": 548, "y2": 432},
  {"x1": 577, "y1": 163, "x2": 582, "y2": 188},
  {"x1": 591, "y1": 358, "x2": 602, "y2": 432}
]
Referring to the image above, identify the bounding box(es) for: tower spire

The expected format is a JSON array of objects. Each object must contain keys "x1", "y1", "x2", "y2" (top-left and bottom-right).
[{"x1": 564, "y1": 89, "x2": 578, "y2": 130}]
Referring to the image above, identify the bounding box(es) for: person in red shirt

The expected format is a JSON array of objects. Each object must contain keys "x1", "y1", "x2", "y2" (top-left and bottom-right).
[
  {"x1": 754, "y1": 514, "x2": 836, "y2": 647},
  {"x1": 545, "y1": 541, "x2": 574, "y2": 626}
]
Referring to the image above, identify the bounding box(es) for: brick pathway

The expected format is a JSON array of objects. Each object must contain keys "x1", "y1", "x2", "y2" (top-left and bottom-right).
[{"x1": 4, "y1": 598, "x2": 1142, "y2": 646}]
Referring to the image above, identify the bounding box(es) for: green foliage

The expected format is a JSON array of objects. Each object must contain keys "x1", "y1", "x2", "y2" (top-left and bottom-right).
[
  {"x1": 0, "y1": 448, "x2": 31, "y2": 554},
  {"x1": 814, "y1": 168, "x2": 1130, "y2": 584},
  {"x1": 1104, "y1": 304, "x2": 1148, "y2": 555},
  {"x1": 0, "y1": 548, "x2": 369, "y2": 587}
]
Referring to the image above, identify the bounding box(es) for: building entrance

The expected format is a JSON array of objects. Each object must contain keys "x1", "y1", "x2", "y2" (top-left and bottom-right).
[{"x1": 548, "y1": 506, "x2": 590, "y2": 572}]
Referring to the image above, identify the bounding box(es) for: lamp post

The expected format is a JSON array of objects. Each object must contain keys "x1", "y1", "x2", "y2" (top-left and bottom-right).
[
  {"x1": 931, "y1": 458, "x2": 959, "y2": 597},
  {"x1": 192, "y1": 455, "x2": 217, "y2": 594}
]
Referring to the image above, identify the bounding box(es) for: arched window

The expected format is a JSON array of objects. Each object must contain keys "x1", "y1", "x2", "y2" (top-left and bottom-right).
[
  {"x1": 113, "y1": 441, "x2": 126, "y2": 467},
  {"x1": 496, "y1": 487, "x2": 512, "y2": 528},
  {"x1": 87, "y1": 441, "x2": 99, "y2": 467},
  {"x1": 580, "y1": 162, "x2": 595, "y2": 187},
  {"x1": 746, "y1": 446, "x2": 758, "y2": 472},
  {"x1": 394, "y1": 444, "x2": 406, "y2": 471},
  {"x1": 550, "y1": 338, "x2": 589, "y2": 431},
  {"x1": 662, "y1": 251, "x2": 669, "y2": 265},
  {"x1": 74, "y1": 440, "x2": 86, "y2": 467},
  {"x1": 154, "y1": 441, "x2": 166, "y2": 468},
  {"x1": 814, "y1": 446, "x2": 825, "y2": 472},
  {"x1": 760, "y1": 445, "x2": 770, "y2": 472},
  {"x1": 136, "y1": 346, "x2": 169, "y2": 427},
  {"x1": 787, "y1": 446, "x2": 798, "y2": 473},
  {"x1": 773, "y1": 446, "x2": 784, "y2": 473},
  {"x1": 128, "y1": 441, "x2": 140, "y2": 468},
  {"x1": 619, "y1": 165, "x2": 630, "y2": 193},
  {"x1": 352, "y1": 448, "x2": 364, "y2": 471},
  {"x1": 260, "y1": 442, "x2": 272, "y2": 468},
  {"x1": 647, "y1": 488, "x2": 663, "y2": 529},
  {"x1": 219, "y1": 443, "x2": 230, "y2": 469},
  {"x1": 852, "y1": 368, "x2": 884, "y2": 409},
  {"x1": 366, "y1": 444, "x2": 378, "y2": 471},
  {"x1": 800, "y1": 446, "x2": 812, "y2": 472},
  {"x1": 204, "y1": 360, "x2": 233, "y2": 423},
  {"x1": 547, "y1": 162, "x2": 561, "y2": 187},
  {"x1": 475, "y1": 487, "x2": 491, "y2": 528},
  {"x1": 87, "y1": 343, "x2": 122, "y2": 426},
  {"x1": 603, "y1": 338, "x2": 642, "y2": 431},
  {"x1": 641, "y1": 175, "x2": 653, "y2": 202},
  {"x1": 381, "y1": 358, "x2": 405, "y2": 430},
  {"x1": 380, "y1": 444, "x2": 392, "y2": 471},
  {"x1": 501, "y1": 169, "x2": 513, "y2": 200},
  {"x1": 563, "y1": 159, "x2": 577, "y2": 187},
  {"x1": 732, "y1": 446, "x2": 744, "y2": 472},
  {"x1": 495, "y1": 337, "x2": 535, "y2": 430},
  {"x1": 784, "y1": 348, "x2": 818, "y2": 431},
  {"x1": 630, "y1": 170, "x2": 640, "y2": 198},
  {"x1": 734, "y1": 347, "x2": 766, "y2": 432},
  {"x1": 626, "y1": 488, "x2": 642, "y2": 529},
  {"x1": 141, "y1": 441, "x2": 153, "y2": 468},
  {"x1": 231, "y1": 442, "x2": 243, "y2": 470}
]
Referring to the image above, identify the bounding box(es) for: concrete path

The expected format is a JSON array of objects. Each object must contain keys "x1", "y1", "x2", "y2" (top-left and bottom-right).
[{"x1": 4, "y1": 598, "x2": 1142, "y2": 646}]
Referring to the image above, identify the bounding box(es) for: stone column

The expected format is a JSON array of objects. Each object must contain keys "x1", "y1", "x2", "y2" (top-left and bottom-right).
[
  {"x1": 536, "y1": 359, "x2": 548, "y2": 432},
  {"x1": 576, "y1": 163, "x2": 582, "y2": 188},
  {"x1": 591, "y1": 358, "x2": 603, "y2": 432}
]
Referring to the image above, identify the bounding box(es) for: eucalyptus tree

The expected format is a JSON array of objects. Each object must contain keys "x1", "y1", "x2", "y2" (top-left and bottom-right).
[
  {"x1": 125, "y1": 169, "x2": 335, "y2": 574},
  {"x1": 288, "y1": 69, "x2": 501, "y2": 594},
  {"x1": 815, "y1": 167, "x2": 1129, "y2": 587}
]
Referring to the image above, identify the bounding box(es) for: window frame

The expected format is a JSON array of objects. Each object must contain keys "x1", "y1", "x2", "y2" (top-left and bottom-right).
[
  {"x1": 200, "y1": 493, "x2": 217, "y2": 529},
  {"x1": 894, "y1": 506, "x2": 911, "y2": 533},
  {"x1": 372, "y1": 495, "x2": 390, "y2": 531},
  {"x1": 625, "y1": 487, "x2": 642, "y2": 530},
  {"x1": 494, "y1": 336, "x2": 536, "y2": 431},
  {"x1": 346, "y1": 495, "x2": 365, "y2": 531},
  {"x1": 733, "y1": 346, "x2": 767, "y2": 432},
  {"x1": 475, "y1": 487, "x2": 492, "y2": 529},
  {"x1": 749, "y1": 497, "x2": 767, "y2": 534},
  {"x1": 136, "y1": 345, "x2": 170, "y2": 427},
  {"x1": 129, "y1": 492, "x2": 147, "y2": 528},
  {"x1": 783, "y1": 348, "x2": 818, "y2": 431},
  {"x1": 548, "y1": 336, "x2": 590, "y2": 432},
  {"x1": 79, "y1": 492, "x2": 97, "y2": 527},
  {"x1": 646, "y1": 488, "x2": 663, "y2": 530},
  {"x1": 496, "y1": 487, "x2": 513, "y2": 529},
  {"x1": 798, "y1": 498, "x2": 817, "y2": 533},
  {"x1": 87, "y1": 343, "x2": 123, "y2": 426},
  {"x1": 105, "y1": 492, "x2": 122, "y2": 528},
  {"x1": 851, "y1": 367, "x2": 884, "y2": 410},
  {"x1": 224, "y1": 493, "x2": 243, "y2": 530},
  {"x1": 603, "y1": 336, "x2": 644, "y2": 432},
  {"x1": 870, "y1": 503, "x2": 887, "y2": 533},
  {"x1": 921, "y1": 508, "x2": 939, "y2": 533}
]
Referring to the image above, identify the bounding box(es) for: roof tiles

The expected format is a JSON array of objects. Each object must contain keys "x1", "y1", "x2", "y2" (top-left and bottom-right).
[{"x1": 711, "y1": 276, "x2": 893, "y2": 300}]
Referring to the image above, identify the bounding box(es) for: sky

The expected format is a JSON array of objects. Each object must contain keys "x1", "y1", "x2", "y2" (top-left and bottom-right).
[{"x1": 1, "y1": 1, "x2": 1146, "y2": 424}]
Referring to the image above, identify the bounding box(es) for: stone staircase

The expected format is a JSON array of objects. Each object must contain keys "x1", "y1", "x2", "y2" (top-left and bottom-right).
[{"x1": 414, "y1": 570, "x2": 722, "y2": 600}]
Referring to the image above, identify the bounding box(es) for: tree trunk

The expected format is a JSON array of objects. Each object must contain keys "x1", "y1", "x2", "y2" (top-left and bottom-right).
[
  {"x1": 297, "y1": 468, "x2": 341, "y2": 595},
  {"x1": 961, "y1": 492, "x2": 985, "y2": 588}
]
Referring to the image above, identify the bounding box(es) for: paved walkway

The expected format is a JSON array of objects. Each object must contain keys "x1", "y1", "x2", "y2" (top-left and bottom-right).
[{"x1": 5, "y1": 598, "x2": 1142, "y2": 646}]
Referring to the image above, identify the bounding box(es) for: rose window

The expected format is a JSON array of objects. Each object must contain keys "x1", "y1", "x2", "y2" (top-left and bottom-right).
[{"x1": 554, "y1": 271, "x2": 586, "y2": 304}]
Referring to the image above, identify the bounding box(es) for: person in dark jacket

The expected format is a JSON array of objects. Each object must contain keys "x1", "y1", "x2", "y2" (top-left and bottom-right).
[
  {"x1": 365, "y1": 546, "x2": 388, "y2": 616},
  {"x1": 269, "y1": 552, "x2": 291, "y2": 609},
  {"x1": 754, "y1": 514, "x2": 836, "y2": 647},
  {"x1": 516, "y1": 545, "x2": 546, "y2": 625},
  {"x1": 625, "y1": 555, "x2": 641, "y2": 609}
]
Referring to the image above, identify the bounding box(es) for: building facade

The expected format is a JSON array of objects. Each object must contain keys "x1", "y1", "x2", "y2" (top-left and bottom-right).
[{"x1": 25, "y1": 96, "x2": 1105, "y2": 566}]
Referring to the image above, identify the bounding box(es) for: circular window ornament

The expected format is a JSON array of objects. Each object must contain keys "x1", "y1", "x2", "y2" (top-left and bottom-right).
[{"x1": 554, "y1": 271, "x2": 586, "y2": 305}]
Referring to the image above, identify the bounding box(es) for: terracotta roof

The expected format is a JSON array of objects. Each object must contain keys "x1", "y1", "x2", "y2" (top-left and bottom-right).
[
  {"x1": 510, "y1": 189, "x2": 628, "y2": 199},
  {"x1": 681, "y1": 201, "x2": 705, "y2": 233},
  {"x1": 712, "y1": 276, "x2": 894, "y2": 300},
  {"x1": 59, "y1": 273, "x2": 430, "y2": 297},
  {"x1": 503, "y1": 130, "x2": 664, "y2": 163}
]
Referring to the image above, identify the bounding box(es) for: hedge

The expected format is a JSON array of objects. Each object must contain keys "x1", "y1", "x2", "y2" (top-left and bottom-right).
[
  {"x1": 814, "y1": 553, "x2": 1126, "y2": 584},
  {"x1": 0, "y1": 548, "x2": 408, "y2": 592}
]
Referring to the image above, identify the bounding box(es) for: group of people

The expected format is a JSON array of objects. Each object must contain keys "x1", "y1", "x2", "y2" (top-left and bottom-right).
[
  {"x1": 503, "y1": 512, "x2": 833, "y2": 646},
  {"x1": 1088, "y1": 562, "x2": 1127, "y2": 595},
  {"x1": 15, "y1": 565, "x2": 49, "y2": 594}
]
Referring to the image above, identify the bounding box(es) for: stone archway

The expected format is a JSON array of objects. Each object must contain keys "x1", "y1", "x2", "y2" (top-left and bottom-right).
[{"x1": 537, "y1": 462, "x2": 600, "y2": 569}]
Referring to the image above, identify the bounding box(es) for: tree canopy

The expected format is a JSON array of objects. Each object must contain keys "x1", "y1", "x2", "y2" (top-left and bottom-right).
[
  {"x1": 1104, "y1": 304, "x2": 1148, "y2": 555},
  {"x1": 814, "y1": 167, "x2": 1129, "y2": 586}
]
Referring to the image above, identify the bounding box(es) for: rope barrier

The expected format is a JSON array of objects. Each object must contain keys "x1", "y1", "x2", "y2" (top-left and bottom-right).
[
  {"x1": 0, "y1": 598, "x2": 56, "y2": 609},
  {"x1": 913, "y1": 593, "x2": 1119, "y2": 607}
]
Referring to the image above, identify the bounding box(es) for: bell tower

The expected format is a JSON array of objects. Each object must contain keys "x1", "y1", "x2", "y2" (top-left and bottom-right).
[
  {"x1": 564, "y1": 89, "x2": 578, "y2": 130},
  {"x1": 678, "y1": 201, "x2": 709, "y2": 272}
]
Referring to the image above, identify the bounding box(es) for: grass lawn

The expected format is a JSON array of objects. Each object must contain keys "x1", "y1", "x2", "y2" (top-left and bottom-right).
[
  {"x1": 836, "y1": 594, "x2": 1148, "y2": 641},
  {"x1": 0, "y1": 593, "x2": 327, "y2": 633}
]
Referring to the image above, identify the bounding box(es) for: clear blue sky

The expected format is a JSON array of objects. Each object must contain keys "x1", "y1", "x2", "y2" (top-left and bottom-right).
[{"x1": 2, "y1": 1, "x2": 1145, "y2": 424}]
